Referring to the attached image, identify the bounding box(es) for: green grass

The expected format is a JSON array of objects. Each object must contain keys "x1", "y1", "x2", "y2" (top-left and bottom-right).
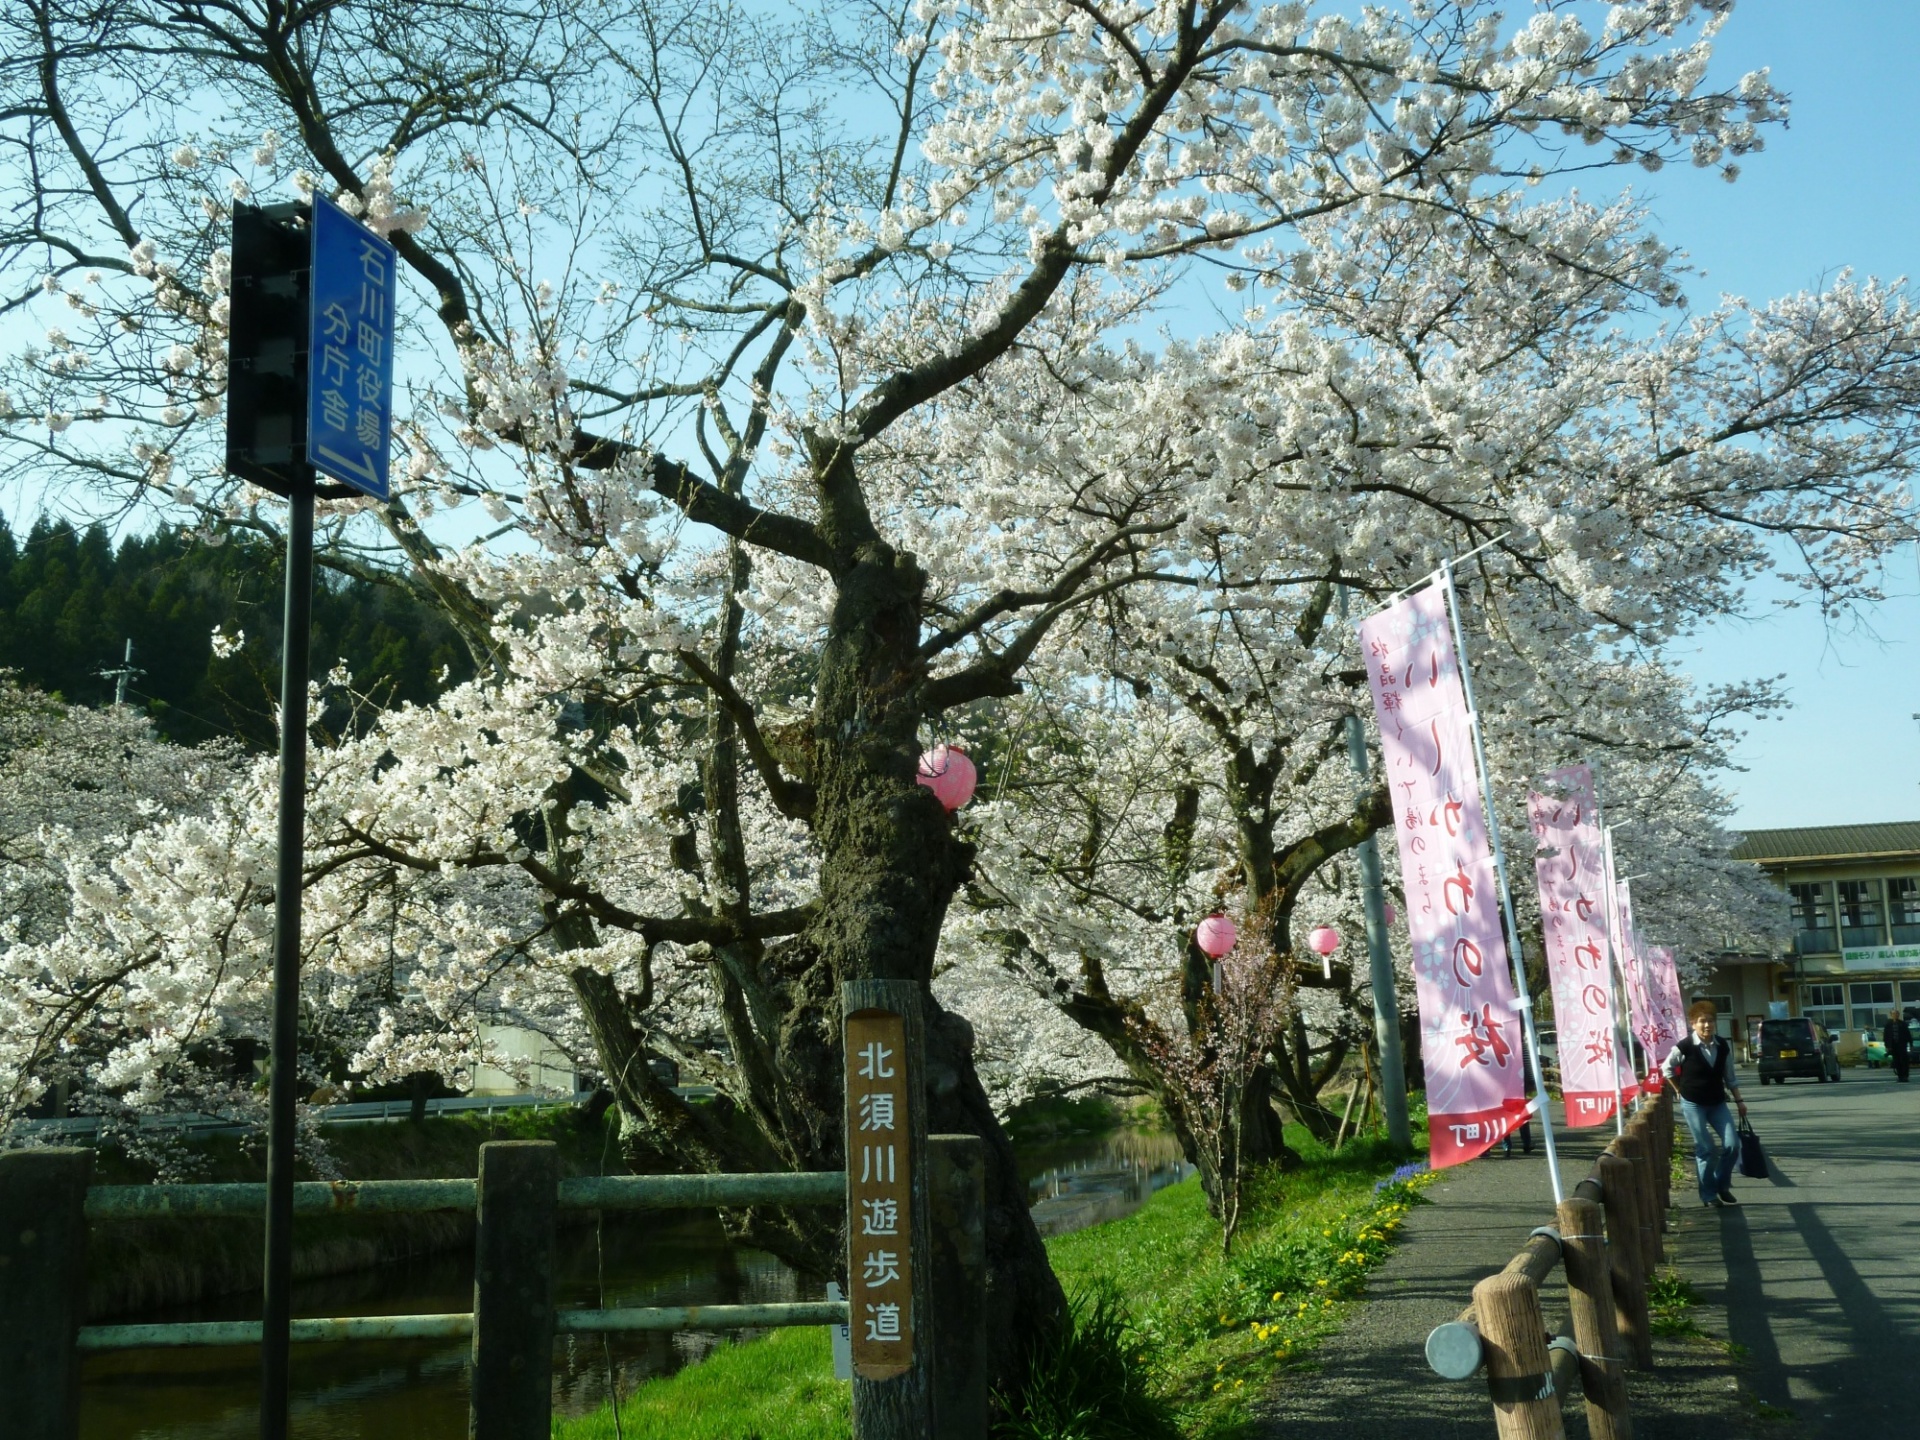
[
  {"x1": 556, "y1": 1125, "x2": 1432, "y2": 1440},
  {"x1": 555, "y1": 1326, "x2": 850, "y2": 1440},
  {"x1": 994, "y1": 1280, "x2": 1181, "y2": 1440},
  {"x1": 1040, "y1": 1130, "x2": 1431, "y2": 1438},
  {"x1": 1647, "y1": 1267, "x2": 1708, "y2": 1340}
]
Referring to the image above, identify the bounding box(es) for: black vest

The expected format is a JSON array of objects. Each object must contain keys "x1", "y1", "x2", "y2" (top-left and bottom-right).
[{"x1": 1673, "y1": 1036, "x2": 1731, "y2": 1106}]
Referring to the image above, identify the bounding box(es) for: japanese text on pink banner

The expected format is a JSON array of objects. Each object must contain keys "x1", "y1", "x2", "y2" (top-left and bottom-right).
[
  {"x1": 1360, "y1": 586, "x2": 1528, "y2": 1168},
  {"x1": 1645, "y1": 945, "x2": 1687, "y2": 1065},
  {"x1": 1528, "y1": 766, "x2": 1632, "y2": 1127},
  {"x1": 1616, "y1": 882, "x2": 1656, "y2": 1074}
]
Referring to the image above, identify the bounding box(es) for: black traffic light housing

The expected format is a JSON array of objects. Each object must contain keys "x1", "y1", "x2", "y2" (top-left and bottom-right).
[{"x1": 227, "y1": 202, "x2": 311, "y2": 495}]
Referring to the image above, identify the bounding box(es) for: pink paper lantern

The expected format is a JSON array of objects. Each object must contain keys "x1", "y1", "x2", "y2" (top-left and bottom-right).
[
  {"x1": 1195, "y1": 914, "x2": 1238, "y2": 958},
  {"x1": 1307, "y1": 925, "x2": 1341, "y2": 957},
  {"x1": 916, "y1": 745, "x2": 978, "y2": 811}
]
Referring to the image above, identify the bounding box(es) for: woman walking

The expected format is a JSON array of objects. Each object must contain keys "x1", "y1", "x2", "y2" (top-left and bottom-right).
[{"x1": 1664, "y1": 1001, "x2": 1748, "y2": 1208}]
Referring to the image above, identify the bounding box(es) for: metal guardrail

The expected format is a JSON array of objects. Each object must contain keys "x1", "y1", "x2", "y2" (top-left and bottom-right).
[
  {"x1": 74, "y1": 1169, "x2": 850, "y2": 1353},
  {"x1": 8, "y1": 982, "x2": 990, "y2": 1440},
  {"x1": 86, "y1": 1177, "x2": 478, "y2": 1218},
  {"x1": 76, "y1": 1301, "x2": 853, "y2": 1353},
  {"x1": 82, "y1": 1169, "x2": 847, "y2": 1219},
  {"x1": 15, "y1": 1087, "x2": 713, "y2": 1140}
]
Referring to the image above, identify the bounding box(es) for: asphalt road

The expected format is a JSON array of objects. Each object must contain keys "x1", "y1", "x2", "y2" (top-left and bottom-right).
[{"x1": 1673, "y1": 1063, "x2": 1920, "y2": 1437}]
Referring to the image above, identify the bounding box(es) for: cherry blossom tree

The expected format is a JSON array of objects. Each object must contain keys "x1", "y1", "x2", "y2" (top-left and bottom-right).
[
  {"x1": 0, "y1": 676, "x2": 244, "y2": 1116},
  {"x1": 919, "y1": 184, "x2": 1915, "y2": 1194},
  {"x1": 3, "y1": 0, "x2": 1916, "y2": 1391}
]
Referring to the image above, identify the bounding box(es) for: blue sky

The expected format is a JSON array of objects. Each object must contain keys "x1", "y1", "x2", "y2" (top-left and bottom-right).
[{"x1": 1634, "y1": 0, "x2": 1920, "y2": 831}]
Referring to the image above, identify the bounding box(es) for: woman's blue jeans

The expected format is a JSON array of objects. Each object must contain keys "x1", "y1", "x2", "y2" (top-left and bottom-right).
[{"x1": 1680, "y1": 1098, "x2": 1737, "y2": 1203}]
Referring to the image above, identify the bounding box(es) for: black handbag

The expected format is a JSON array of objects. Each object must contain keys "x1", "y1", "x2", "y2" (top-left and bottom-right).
[{"x1": 1737, "y1": 1118, "x2": 1768, "y2": 1180}]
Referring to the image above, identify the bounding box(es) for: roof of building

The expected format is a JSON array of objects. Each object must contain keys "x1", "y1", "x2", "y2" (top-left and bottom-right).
[{"x1": 1730, "y1": 821, "x2": 1920, "y2": 864}]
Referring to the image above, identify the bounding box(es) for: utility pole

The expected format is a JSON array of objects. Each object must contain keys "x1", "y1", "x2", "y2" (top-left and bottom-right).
[
  {"x1": 1336, "y1": 584, "x2": 1411, "y2": 1154},
  {"x1": 97, "y1": 638, "x2": 143, "y2": 707}
]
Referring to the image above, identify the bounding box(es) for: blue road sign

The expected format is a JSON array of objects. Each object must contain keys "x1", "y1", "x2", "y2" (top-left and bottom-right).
[{"x1": 306, "y1": 194, "x2": 396, "y2": 500}]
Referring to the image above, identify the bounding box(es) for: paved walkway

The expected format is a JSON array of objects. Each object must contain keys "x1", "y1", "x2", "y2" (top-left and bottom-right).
[
  {"x1": 1670, "y1": 1064, "x2": 1920, "y2": 1437},
  {"x1": 1252, "y1": 1113, "x2": 1769, "y2": 1439}
]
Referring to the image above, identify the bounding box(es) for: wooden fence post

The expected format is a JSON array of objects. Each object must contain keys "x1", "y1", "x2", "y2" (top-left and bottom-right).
[
  {"x1": 1613, "y1": 1132, "x2": 1660, "y2": 1274},
  {"x1": 1637, "y1": 1121, "x2": 1665, "y2": 1266},
  {"x1": 1556, "y1": 1195, "x2": 1633, "y2": 1440},
  {"x1": 1654, "y1": 1089, "x2": 1673, "y2": 1215},
  {"x1": 0, "y1": 1148, "x2": 92, "y2": 1440},
  {"x1": 929, "y1": 1134, "x2": 988, "y2": 1440},
  {"x1": 1472, "y1": 1270, "x2": 1565, "y2": 1440},
  {"x1": 470, "y1": 1140, "x2": 558, "y2": 1440},
  {"x1": 845, "y1": 979, "x2": 935, "y2": 1440},
  {"x1": 1595, "y1": 1152, "x2": 1653, "y2": 1370}
]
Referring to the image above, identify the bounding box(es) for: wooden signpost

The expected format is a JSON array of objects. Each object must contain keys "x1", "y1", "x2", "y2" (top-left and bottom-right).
[
  {"x1": 843, "y1": 980, "x2": 933, "y2": 1435},
  {"x1": 846, "y1": 1005, "x2": 915, "y2": 1377}
]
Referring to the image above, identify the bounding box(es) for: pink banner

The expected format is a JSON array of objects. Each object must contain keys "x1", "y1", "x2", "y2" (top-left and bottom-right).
[
  {"x1": 1528, "y1": 766, "x2": 1630, "y2": 1127},
  {"x1": 1645, "y1": 944, "x2": 1687, "y2": 1068},
  {"x1": 1615, "y1": 883, "x2": 1656, "y2": 1078},
  {"x1": 1361, "y1": 586, "x2": 1529, "y2": 1168}
]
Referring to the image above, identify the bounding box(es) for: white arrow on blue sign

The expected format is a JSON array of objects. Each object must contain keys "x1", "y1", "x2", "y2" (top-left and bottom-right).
[{"x1": 306, "y1": 194, "x2": 397, "y2": 500}]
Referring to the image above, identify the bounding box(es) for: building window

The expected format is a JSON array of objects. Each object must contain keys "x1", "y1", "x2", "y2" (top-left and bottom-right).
[
  {"x1": 1802, "y1": 981, "x2": 1846, "y2": 1033},
  {"x1": 1790, "y1": 882, "x2": 1837, "y2": 954},
  {"x1": 1849, "y1": 980, "x2": 1896, "y2": 1031},
  {"x1": 1891, "y1": 878, "x2": 1920, "y2": 943},
  {"x1": 1836, "y1": 879, "x2": 1886, "y2": 948},
  {"x1": 1900, "y1": 980, "x2": 1920, "y2": 1019}
]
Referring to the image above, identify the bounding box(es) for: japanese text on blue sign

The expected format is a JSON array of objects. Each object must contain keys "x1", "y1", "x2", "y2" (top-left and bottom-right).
[{"x1": 307, "y1": 194, "x2": 395, "y2": 499}]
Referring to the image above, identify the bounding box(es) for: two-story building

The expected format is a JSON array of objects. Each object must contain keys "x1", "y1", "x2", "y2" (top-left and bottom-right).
[{"x1": 1726, "y1": 821, "x2": 1920, "y2": 1052}]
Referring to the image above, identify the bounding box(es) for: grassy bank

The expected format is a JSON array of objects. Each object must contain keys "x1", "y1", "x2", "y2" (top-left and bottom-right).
[
  {"x1": 554, "y1": 1127, "x2": 1431, "y2": 1440},
  {"x1": 86, "y1": 1105, "x2": 614, "y2": 1318}
]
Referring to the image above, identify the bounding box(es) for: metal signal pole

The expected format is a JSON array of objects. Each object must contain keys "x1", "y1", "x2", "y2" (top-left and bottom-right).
[
  {"x1": 230, "y1": 191, "x2": 394, "y2": 1436},
  {"x1": 228, "y1": 200, "x2": 317, "y2": 1440},
  {"x1": 259, "y1": 480, "x2": 313, "y2": 1440},
  {"x1": 1337, "y1": 584, "x2": 1411, "y2": 1154}
]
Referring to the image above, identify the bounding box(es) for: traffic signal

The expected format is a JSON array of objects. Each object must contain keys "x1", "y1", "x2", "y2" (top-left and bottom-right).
[{"x1": 227, "y1": 202, "x2": 311, "y2": 494}]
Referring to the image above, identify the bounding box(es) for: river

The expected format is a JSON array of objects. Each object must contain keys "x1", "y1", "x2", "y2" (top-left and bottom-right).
[{"x1": 80, "y1": 1126, "x2": 1190, "y2": 1438}]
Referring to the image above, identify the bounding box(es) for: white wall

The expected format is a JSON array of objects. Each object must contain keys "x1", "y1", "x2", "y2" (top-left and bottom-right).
[{"x1": 471, "y1": 1024, "x2": 578, "y2": 1096}]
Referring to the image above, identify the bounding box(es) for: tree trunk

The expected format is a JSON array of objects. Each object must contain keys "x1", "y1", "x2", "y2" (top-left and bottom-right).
[
  {"x1": 796, "y1": 539, "x2": 1064, "y2": 1395},
  {"x1": 1237, "y1": 1063, "x2": 1300, "y2": 1171},
  {"x1": 1270, "y1": 1017, "x2": 1350, "y2": 1142},
  {"x1": 541, "y1": 499, "x2": 1069, "y2": 1404}
]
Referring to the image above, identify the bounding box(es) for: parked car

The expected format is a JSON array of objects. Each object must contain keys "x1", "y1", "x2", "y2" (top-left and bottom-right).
[
  {"x1": 1755, "y1": 1016, "x2": 1841, "y2": 1084},
  {"x1": 1534, "y1": 1028, "x2": 1559, "y2": 1074}
]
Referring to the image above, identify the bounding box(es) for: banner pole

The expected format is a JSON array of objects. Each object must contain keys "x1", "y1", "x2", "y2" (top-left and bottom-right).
[
  {"x1": 1439, "y1": 560, "x2": 1563, "y2": 1203},
  {"x1": 1624, "y1": 885, "x2": 1653, "y2": 1091},
  {"x1": 1588, "y1": 782, "x2": 1629, "y2": 1136},
  {"x1": 1601, "y1": 826, "x2": 1653, "y2": 1107}
]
